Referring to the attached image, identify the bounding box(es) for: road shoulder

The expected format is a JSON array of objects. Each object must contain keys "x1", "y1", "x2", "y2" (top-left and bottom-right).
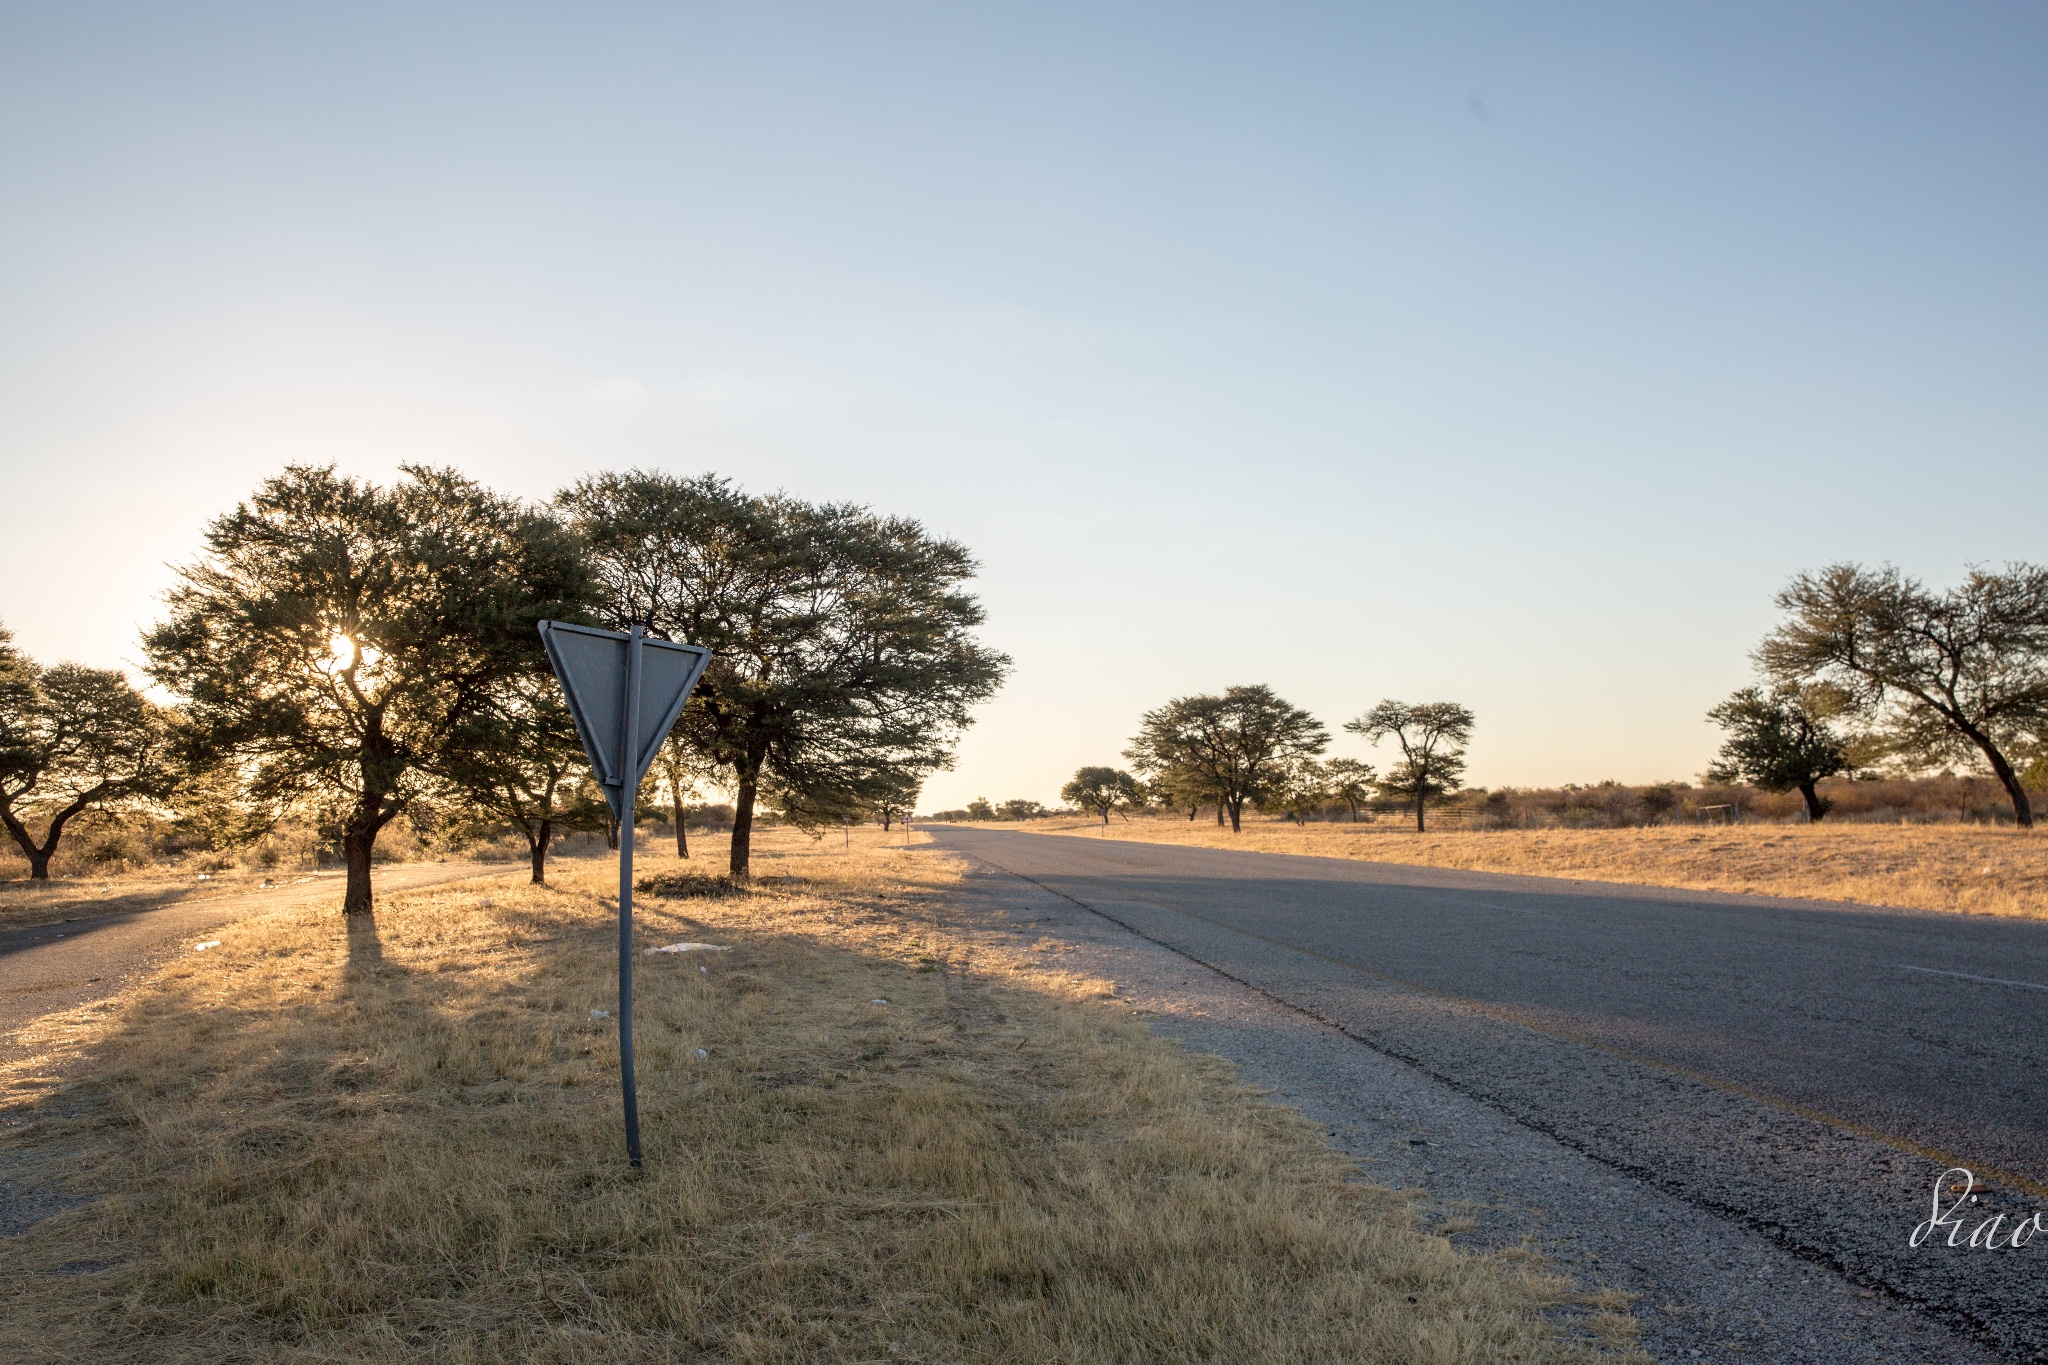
[{"x1": 929, "y1": 848, "x2": 2007, "y2": 1365}]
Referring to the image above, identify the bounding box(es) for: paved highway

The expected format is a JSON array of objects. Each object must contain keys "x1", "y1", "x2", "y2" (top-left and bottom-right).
[{"x1": 928, "y1": 825, "x2": 2048, "y2": 1361}]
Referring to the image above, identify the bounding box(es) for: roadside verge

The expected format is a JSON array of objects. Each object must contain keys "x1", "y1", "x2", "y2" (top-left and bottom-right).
[{"x1": 0, "y1": 830, "x2": 1641, "y2": 1363}]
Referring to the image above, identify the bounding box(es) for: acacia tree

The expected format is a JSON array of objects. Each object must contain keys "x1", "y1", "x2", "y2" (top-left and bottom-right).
[
  {"x1": 0, "y1": 626, "x2": 171, "y2": 880},
  {"x1": 1324, "y1": 757, "x2": 1377, "y2": 822},
  {"x1": 1061, "y1": 766, "x2": 1140, "y2": 824},
  {"x1": 1347, "y1": 700, "x2": 1474, "y2": 832},
  {"x1": 1706, "y1": 686, "x2": 1850, "y2": 822},
  {"x1": 658, "y1": 736, "x2": 727, "y2": 857},
  {"x1": 1146, "y1": 769, "x2": 1219, "y2": 822},
  {"x1": 144, "y1": 466, "x2": 589, "y2": 914},
  {"x1": 1125, "y1": 685, "x2": 1328, "y2": 832},
  {"x1": 560, "y1": 471, "x2": 1008, "y2": 877},
  {"x1": 441, "y1": 674, "x2": 587, "y2": 883},
  {"x1": 1262, "y1": 757, "x2": 1330, "y2": 826},
  {"x1": 1758, "y1": 562, "x2": 2048, "y2": 828},
  {"x1": 866, "y1": 770, "x2": 923, "y2": 831}
]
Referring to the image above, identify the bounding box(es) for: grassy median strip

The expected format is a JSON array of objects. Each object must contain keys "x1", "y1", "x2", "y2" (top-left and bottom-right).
[
  {"x1": 0, "y1": 830, "x2": 1641, "y2": 1363},
  {"x1": 1011, "y1": 816, "x2": 2048, "y2": 919}
]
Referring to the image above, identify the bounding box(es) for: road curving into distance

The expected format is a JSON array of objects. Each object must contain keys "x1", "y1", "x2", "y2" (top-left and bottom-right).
[{"x1": 927, "y1": 824, "x2": 2048, "y2": 1361}]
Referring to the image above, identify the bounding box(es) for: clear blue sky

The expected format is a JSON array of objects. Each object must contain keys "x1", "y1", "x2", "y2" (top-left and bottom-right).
[{"x1": 3, "y1": 3, "x2": 2043, "y2": 809}]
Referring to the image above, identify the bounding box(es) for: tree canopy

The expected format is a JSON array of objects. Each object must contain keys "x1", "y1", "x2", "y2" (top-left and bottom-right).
[
  {"x1": 1757, "y1": 562, "x2": 2048, "y2": 827},
  {"x1": 1323, "y1": 757, "x2": 1377, "y2": 822},
  {"x1": 1261, "y1": 757, "x2": 1330, "y2": 826},
  {"x1": 559, "y1": 471, "x2": 1008, "y2": 876},
  {"x1": 1125, "y1": 685, "x2": 1328, "y2": 832},
  {"x1": 1346, "y1": 700, "x2": 1474, "y2": 832},
  {"x1": 441, "y1": 672, "x2": 588, "y2": 884},
  {"x1": 143, "y1": 465, "x2": 589, "y2": 913},
  {"x1": 1061, "y1": 766, "x2": 1141, "y2": 824},
  {"x1": 0, "y1": 624, "x2": 171, "y2": 879},
  {"x1": 1706, "y1": 686, "x2": 1851, "y2": 822}
]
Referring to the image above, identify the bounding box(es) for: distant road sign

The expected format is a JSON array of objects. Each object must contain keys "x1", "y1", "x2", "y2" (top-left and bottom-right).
[{"x1": 538, "y1": 620, "x2": 713, "y2": 1166}]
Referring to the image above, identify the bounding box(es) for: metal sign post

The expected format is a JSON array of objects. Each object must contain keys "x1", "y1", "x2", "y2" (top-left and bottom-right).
[{"x1": 538, "y1": 620, "x2": 712, "y2": 1167}]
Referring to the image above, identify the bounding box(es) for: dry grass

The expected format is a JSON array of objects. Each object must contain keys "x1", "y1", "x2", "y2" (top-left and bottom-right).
[
  {"x1": 1008, "y1": 817, "x2": 2048, "y2": 918},
  {"x1": 0, "y1": 827, "x2": 1640, "y2": 1363}
]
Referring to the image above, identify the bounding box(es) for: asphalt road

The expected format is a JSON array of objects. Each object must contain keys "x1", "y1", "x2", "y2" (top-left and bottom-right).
[
  {"x1": 0, "y1": 862, "x2": 500, "y2": 1073},
  {"x1": 927, "y1": 825, "x2": 2048, "y2": 1362}
]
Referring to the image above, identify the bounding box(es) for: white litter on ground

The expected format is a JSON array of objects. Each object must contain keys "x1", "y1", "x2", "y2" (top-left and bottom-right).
[
  {"x1": 696, "y1": 1048, "x2": 709, "y2": 1058},
  {"x1": 590, "y1": 1009, "x2": 609, "y2": 1019},
  {"x1": 871, "y1": 999, "x2": 888, "y2": 1005},
  {"x1": 645, "y1": 942, "x2": 730, "y2": 955},
  {"x1": 193, "y1": 941, "x2": 221, "y2": 952}
]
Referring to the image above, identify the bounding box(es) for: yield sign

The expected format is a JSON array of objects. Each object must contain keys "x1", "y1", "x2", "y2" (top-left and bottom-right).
[
  {"x1": 538, "y1": 619, "x2": 713, "y2": 1170},
  {"x1": 538, "y1": 621, "x2": 712, "y2": 815}
]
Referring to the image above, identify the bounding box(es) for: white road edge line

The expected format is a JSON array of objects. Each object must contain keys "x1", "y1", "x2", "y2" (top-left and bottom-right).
[{"x1": 1898, "y1": 964, "x2": 2048, "y2": 993}]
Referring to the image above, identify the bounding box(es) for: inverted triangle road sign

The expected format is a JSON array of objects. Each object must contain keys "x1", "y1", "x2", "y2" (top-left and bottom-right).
[
  {"x1": 539, "y1": 621, "x2": 712, "y2": 816},
  {"x1": 538, "y1": 619, "x2": 714, "y2": 1169}
]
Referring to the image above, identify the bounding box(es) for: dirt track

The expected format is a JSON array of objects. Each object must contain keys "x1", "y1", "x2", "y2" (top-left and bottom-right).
[{"x1": 0, "y1": 863, "x2": 503, "y2": 1074}]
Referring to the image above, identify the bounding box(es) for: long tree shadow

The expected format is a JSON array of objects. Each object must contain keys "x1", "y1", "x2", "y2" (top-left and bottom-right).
[{"x1": 345, "y1": 911, "x2": 385, "y2": 968}]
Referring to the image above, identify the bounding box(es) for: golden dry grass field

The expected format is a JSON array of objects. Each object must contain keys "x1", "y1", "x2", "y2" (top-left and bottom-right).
[
  {"x1": 0, "y1": 828, "x2": 1641, "y2": 1364},
  {"x1": 1008, "y1": 816, "x2": 2048, "y2": 919}
]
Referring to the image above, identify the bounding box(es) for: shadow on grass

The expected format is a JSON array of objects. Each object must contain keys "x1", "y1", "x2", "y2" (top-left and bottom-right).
[{"x1": 0, "y1": 854, "x2": 1635, "y2": 1365}]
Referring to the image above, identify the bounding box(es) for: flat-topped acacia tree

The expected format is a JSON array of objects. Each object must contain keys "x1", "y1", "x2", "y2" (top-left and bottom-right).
[
  {"x1": 1062, "y1": 766, "x2": 1140, "y2": 825},
  {"x1": 0, "y1": 623, "x2": 171, "y2": 880},
  {"x1": 144, "y1": 465, "x2": 589, "y2": 914},
  {"x1": 1347, "y1": 700, "x2": 1474, "y2": 832},
  {"x1": 1125, "y1": 686, "x2": 1328, "y2": 833},
  {"x1": 559, "y1": 471, "x2": 1008, "y2": 878},
  {"x1": 1759, "y1": 562, "x2": 2048, "y2": 828}
]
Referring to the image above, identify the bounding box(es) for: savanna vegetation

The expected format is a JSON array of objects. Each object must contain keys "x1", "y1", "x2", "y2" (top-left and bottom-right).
[
  {"x1": 2, "y1": 464, "x2": 1005, "y2": 910},
  {"x1": 992, "y1": 561, "x2": 2048, "y2": 914},
  {"x1": 6, "y1": 463, "x2": 1662, "y2": 1361},
  {"x1": 0, "y1": 828, "x2": 1643, "y2": 1364}
]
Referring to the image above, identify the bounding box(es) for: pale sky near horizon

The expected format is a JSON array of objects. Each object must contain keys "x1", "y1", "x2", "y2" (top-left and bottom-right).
[{"x1": 3, "y1": 3, "x2": 2044, "y2": 811}]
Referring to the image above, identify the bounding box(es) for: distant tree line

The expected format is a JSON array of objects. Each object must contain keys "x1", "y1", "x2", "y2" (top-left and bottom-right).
[
  {"x1": 989, "y1": 687, "x2": 1478, "y2": 834},
  {"x1": 1, "y1": 465, "x2": 1008, "y2": 912},
  {"x1": 1033, "y1": 560, "x2": 2048, "y2": 834}
]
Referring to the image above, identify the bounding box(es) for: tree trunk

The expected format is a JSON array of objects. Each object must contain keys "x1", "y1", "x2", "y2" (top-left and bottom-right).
[
  {"x1": 602, "y1": 813, "x2": 619, "y2": 850},
  {"x1": 1797, "y1": 782, "x2": 1832, "y2": 823},
  {"x1": 730, "y1": 767, "x2": 759, "y2": 877},
  {"x1": 673, "y1": 784, "x2": 689, "y2": 858},
  {"x1": 1415, "y1": 789, "x2": 1426, "y2": 833},
  {"x1": 342, "y1": 823, "x2": 377, "y2": 915},
  {"x1": 1227, "y1": 798, "x2": 1242, "y2": 833},
  {"x1": 1980, "y1": 744, "x2": 2035, "y2": 829},
  {"x1": 1214, "y1": 802, "x2": 1225, "y2": 826},
  {"x1": 2, "y1": 796, "x2": 90, "y2": 882},
  {"x1": 528, "y1": 817, "x2": 552, "y2": 884},
  {"x1": 1186, "y1": 804, "x2": 1197, "y2": 822},
  {"x1": 1101, "y1": 807, "x2": 1110, "y2": 826}
]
